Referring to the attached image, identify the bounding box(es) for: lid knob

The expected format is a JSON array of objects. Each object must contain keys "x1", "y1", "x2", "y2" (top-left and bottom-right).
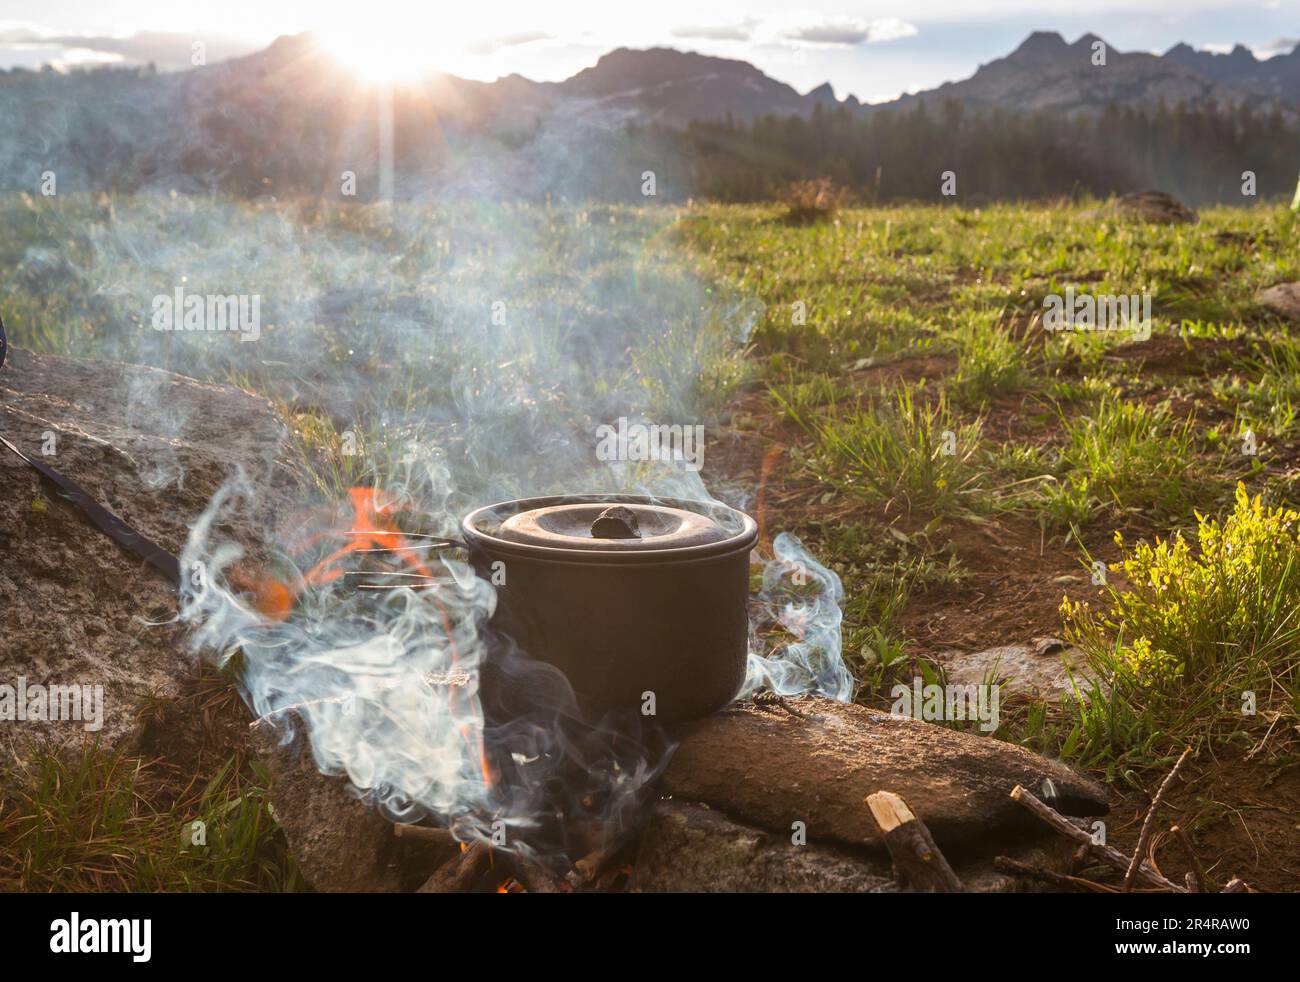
[{"x1": 590, "y1": 505, "x2": 641, "y2": 539}]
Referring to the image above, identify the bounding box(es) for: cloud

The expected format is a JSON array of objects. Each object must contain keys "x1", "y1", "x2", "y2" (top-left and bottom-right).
[
  {"x1": 0, "y1": 28, "x2": 260, "y2": 71},
  {"x1": 465, "y1": 30, "x2": 556, "y2": 56},
  {"x1": 763, "y1": 13, "x2": 918, "y2": 47},
  {"x1": 668, "y1": 11, "x2": 917, "y2": 49},
  {"x1": 1255, "y1": 36, "x2": 1299, "y2": 58},
  {"x1": 670, "y1": 19, "x2": 759, "y2": 43}
]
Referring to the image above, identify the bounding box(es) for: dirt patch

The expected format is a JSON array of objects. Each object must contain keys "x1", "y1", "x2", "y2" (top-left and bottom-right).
[{"x1": 1101, "y1": 753, "x2": 1300, "y2": 893}]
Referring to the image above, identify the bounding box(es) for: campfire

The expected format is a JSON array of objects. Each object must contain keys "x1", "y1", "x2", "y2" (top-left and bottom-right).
[{"x1": 209, "y1": 482, "x2": 1137, "y2": 894}]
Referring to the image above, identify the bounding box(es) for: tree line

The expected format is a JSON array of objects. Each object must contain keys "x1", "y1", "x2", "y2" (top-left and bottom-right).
[{"x1": 650, "y1": 100, "x2": 1300, "y2": 205}]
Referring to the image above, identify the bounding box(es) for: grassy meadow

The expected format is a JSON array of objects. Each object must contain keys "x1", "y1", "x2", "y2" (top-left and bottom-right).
[{"x1": 4, "y1": 193, "x2": 1300, "y2": 889}]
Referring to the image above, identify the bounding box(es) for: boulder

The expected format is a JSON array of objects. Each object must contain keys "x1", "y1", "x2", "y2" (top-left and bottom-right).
[
  {"x1": 0, "y1": 347, "x2": 291, "y2": 753},
  {"x1": 663, "y1": 697, "x2": 1107, "y2": 855},
  {"x1": 632, "y1": 798, "x2": 1081, "y2": 893},
  {"x1": 250, "y1": 718, "x2": 452, "y2": 892}
]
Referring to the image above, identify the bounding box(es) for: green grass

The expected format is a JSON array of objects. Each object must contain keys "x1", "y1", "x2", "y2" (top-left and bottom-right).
[
  {"x1": 1050, "y1": 396, "x2": 1205, "y2": 528},
  {"x1": 7, "y1": 191, "x2": 1300, "y2": 882},
  {"x1": 776, "y1": 379, "x2": 988, "y2": 516},
  {"x1": 0, "y1": 745, "x2": 304, "y2": 892},
  {"x1": 691, "y1": 198, "x2": 1300, "y2": 771}
]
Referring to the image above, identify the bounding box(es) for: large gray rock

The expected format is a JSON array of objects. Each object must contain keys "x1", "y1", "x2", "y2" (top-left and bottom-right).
[
  {"x1": 663, "y1": 697, "x2": 1107, "y2": 855},
  {"x1": 632, "y1": 798, "x2": 1081, "y2": 893},
  {"x1": 0, "y1": 347, "x2": 291, "y2": 753},
  {"x1": 250, "y1": 718, "x2": 454, "y2": 892},
  {"x1": 633, "y1": 800, "x2": 895, "y2": 893}
]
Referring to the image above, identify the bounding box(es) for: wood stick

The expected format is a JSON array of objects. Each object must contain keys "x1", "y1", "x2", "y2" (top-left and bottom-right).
[
  {"x1": 866, "y1": 790, "x2": 963, "y2": 892},
  {"x1": 508, "y1": 852, "x2": 568, "y2": 894},
  {"x1": 1124, "y1": 747, "x2": 1193, "y2": 892},
  {"x1": 393, "y1": 822, "x2": 458, "y2": 847},
  {"x1": 1170, "y1": 825, "x2": 1206, "y2": 894},
  {"x1": 567, "y1": 835, "x2": 634, "y2": 889},
  {"x1": 1010, "y1": 785, "x2": 1183, "y2": 892},
  {"x1": 416, "y1": 840, "x2": 490, "y2": 893}
]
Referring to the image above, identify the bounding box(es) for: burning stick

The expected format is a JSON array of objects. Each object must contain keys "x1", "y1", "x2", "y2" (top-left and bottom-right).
[
  {"x1": 507, "y1": 853, "x2": 569, "y2": 894},
  {"x1": 1123, "y1": 747, "x2": 1192, "y2": 892},
  {"x1": 1010, "y1": 785, "x2": 1184, "y2": 892},
  {"x1": 567, "y1": 838, "x2": 632, "y2": 890},
  {"x1": 865, "y1": 790, "x2": 963, "y2": 892},
  {"x1": 416, "y1": 840, "x2": 491, "y2": 894}
]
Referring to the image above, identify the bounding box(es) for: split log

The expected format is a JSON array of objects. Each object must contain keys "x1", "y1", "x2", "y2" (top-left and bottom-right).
[
  {"x1": 1124, "y1": 747, "x2": 1192, "y2": 892},
  {"x1": 416, "y1": 840, "x2": 491, "y2": 893},
  {"x1": 1011, "y1": 785, "x2": 1183, "y2": 892},
  {"x1": 866, "y1": 791, "x2": 963, "y2": 892}
]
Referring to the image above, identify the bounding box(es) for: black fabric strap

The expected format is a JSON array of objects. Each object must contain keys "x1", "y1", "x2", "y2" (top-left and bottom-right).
[{"x1": 1, "y1": 433, "x2": 181, "y2": 586}]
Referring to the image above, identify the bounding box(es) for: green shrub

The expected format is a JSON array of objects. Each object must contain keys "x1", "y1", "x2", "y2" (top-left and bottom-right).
[{"x1": 1062, "y1": 483, "x2": 1300, "y2": 755}]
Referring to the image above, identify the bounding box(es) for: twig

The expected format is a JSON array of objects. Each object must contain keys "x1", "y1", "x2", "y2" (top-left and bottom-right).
[
  {"x1": 1170, "y1": 824, "x2": 1206, "y2": 893},
  {"x1": 1124, "y1": 747, "x2": 1193, "y2": 893},
  {"x1": 866, "y1": 790, "x2": 963, "y2": 892},
  {"x1": 1010, "y1": 785, "x2": 1183, "y2": 892},
  {"x1": 993, "y1": 856, "x2": 1115, "y2": 892}
]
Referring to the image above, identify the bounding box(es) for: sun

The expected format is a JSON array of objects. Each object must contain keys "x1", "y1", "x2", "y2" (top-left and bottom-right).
[{"x1": 317, "y1": 25, "x2": 456, "y2": 81}]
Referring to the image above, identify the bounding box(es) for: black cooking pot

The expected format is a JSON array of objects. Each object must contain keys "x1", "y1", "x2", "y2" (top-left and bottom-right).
[{"x1": 458, "y1": 494, "x2": 757, "y2": 723}]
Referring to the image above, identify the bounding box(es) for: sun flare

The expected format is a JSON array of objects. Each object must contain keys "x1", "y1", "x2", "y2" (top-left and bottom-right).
[
  {"x1": 316, "y1": 25, "x2": 458, "y2": 81},
  {"x1": 315, "y1": 8, "x2": 488, "y2": 81}
]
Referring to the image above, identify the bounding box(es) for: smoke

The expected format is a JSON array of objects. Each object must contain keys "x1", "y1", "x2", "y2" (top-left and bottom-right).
[
  {"x1": 744, "y1": 532, "x2": 854, "y2": 701},
  {"x1": 17, "y1": 94, "x2": 854, "y2": 865}
]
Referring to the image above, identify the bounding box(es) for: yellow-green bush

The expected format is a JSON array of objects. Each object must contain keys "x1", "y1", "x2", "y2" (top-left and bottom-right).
[{"x1": 1063, "y1": 484, "x2": 1300, "y2": 750}]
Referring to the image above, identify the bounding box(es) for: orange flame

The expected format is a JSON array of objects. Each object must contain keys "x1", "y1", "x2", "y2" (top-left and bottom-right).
[{"x1": 231, "y1": 486, "x2": 497, "y2": 790}]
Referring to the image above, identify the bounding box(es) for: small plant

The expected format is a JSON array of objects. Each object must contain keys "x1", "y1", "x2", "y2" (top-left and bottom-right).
[
  {"x1": 777, "y1": 379, "x2": 986, "y2": 515},
  {"x1": 1061, "y1": 483, "x2": 1300, "y2": 758},
  {"x1": 1050, "y1": 396, "x2": 1201, "y2": 526},
  {"x1": 950, "y1": 310, "x2": 1028, "y2": 406},
  {"x1": 778, "y1": 178, "x2": 851, "y2": 225}
]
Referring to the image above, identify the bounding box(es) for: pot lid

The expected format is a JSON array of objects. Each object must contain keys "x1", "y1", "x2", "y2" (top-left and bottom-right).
[{"x1": 463, "y1": 494, "x2": 756, "y2": 557}]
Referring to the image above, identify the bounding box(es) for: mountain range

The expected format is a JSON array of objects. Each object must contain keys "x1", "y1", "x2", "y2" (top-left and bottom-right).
[
  {"x1": 8, "y1": 28, "x2": 1297, "y2": 129},
  {"x1": 1, "y1": 30, "x2": 1296, "y2": 200}
]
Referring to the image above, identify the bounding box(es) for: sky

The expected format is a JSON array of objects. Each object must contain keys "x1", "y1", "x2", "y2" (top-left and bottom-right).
[{"x1": 0, "y1": 0, "x2": 1296, "y2": 103}]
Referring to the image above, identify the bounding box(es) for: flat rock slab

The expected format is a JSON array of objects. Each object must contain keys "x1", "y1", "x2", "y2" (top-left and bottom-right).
[
  {"x1": 938, "y1": 637, "x2": 1089, "y2": 698},
  {"x1": 664, "y1": 697, "x2": 1107, "y2": 855},
  {"x1": 632, "y1": 799, "x2": 1077, "y2": 893},
  {"x1": 0, "y1": 348, "x2": 291, "y2": 752},
  {"x1": 1258, "y1": 283, "x2": 1300, "y2": 321}
]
